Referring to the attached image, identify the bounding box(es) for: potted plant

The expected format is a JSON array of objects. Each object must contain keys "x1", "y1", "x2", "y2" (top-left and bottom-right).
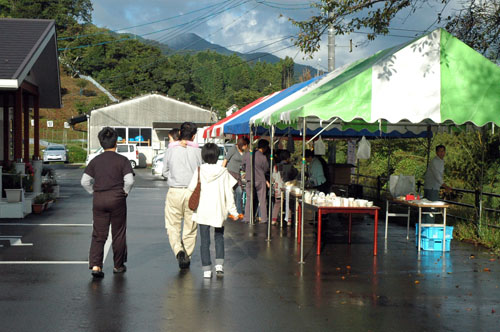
[
  {"x1": 2, "y1": 164, "x2": 24, "y2": 203},
  {"x1": 44, "y1": 193, "x2": 56, "y2": 210},
  {"x1": 42, "y1": 167, "x2": 59, "y2": 198},
  {"x1": 32, "y1": 194, "x2": 46, "y2": 214}
]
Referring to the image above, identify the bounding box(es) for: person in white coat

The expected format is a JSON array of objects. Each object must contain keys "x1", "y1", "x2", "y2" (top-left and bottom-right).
[{"x1": 188, "y1": 143, "x2": 238, "y2": 278}]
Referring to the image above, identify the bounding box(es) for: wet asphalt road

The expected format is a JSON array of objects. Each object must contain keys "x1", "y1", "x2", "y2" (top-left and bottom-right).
[{"x1": 0, "y1": 165, "x2": 499, "y2": 331}]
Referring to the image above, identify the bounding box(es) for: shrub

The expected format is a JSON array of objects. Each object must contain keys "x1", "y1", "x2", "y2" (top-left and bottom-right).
[
  {"x1": 33, "y1": 194, "x2": 46, "y2": 204},
  {"x1": 67, "y1": 145, "x2": 87, "y2": 163}
]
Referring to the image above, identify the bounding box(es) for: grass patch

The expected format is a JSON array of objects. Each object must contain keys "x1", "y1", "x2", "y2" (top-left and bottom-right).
[
  {"x1": 454, "y1": 219, "x2": 500, "y2": 253},
  {"x1": 67, "y1": 144, "x2": 87, "y2": 163}
]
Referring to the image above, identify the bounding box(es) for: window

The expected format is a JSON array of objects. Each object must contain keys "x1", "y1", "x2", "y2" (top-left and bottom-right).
[
  {"x1": 115, "y1": 127, "x2": 126, "y2": 143},
  {"x1": 117, "y1": 145, "x2": 128, "y2": 153},
  {"x1": 128, "y1": 128, "x2": 151, "y2": 146},
  {"x1": 47, "y1": 146, "x2": 65, "y2": 151},
  {"x1": 111, "y1": 127, "x2": 152, "y2": 146}
]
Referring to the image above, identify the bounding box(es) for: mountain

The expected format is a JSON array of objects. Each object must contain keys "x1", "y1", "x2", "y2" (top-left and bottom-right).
[{"x1": 145, "y1": 33, "x2": 318, "y2": 79}]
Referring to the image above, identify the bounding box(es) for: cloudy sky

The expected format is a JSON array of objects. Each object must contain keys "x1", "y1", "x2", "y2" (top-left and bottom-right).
[{"x1": 91, "y1": 0, "x2": 463, "y2": 71}]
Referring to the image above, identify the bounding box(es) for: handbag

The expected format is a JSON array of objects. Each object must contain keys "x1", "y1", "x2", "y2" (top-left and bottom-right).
[{"x1": 188, "y1": 167, "x2": 201, "y2": 210}]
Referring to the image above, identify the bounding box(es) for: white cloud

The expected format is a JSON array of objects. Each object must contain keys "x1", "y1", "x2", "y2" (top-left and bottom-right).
[{"x1": 91, "y1": 0, "x2": 466, "y2": 69}]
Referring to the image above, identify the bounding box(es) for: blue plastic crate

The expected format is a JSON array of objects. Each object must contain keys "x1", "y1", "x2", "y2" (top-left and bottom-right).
[
  {"x1": 415, "y1": 225, "x2": 453, "y2": 239},
  {"x1": 416, "y1": 237, "x2": 451, "y2": 251}
]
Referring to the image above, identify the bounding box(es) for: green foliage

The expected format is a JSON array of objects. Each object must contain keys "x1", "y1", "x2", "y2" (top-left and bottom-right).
[
  {"x1": 74, "y1": 95, "x2": 109, "y2": 115},
  {"x1": 455, "y1": 219, "x2": 500, "y2": 252},
  {"x1": 60, "y1": 25, "x2": 293, "y2": 114},
  {"x1": 0, "y1": 0, "x2": 93, "y2": 34},
  {"x1": 67, "y1": 144, "x2": 87, "y2": 163},
  {"x1": 33, "y1": 194, "x2": 46, "y2": 204},
  {"x1": 446, "y1": 0, "x2": 500, "y2": 62}
]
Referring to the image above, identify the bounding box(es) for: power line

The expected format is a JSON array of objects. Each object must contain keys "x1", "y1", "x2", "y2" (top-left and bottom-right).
[
  {"x1": 58, "y1": 0, "x2": 233, "y2": 40},
  {"x1": 174, "y1": 1, "x2": 261, "y2": 54},
  {"x1": 97, "y1": 33, "x2": 296, "y2": 84},
  {"x1": 156, "y1": 0, "x2": 249, "y2": 44},
  {"x1": 254, "y1": 0, "x2": 312, "y2": 10},
  {"x1": 58, "y1": 0, "x2": 250, "y2": 51}
]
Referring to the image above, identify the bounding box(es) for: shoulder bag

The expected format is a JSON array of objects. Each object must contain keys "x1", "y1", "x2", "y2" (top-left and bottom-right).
[{"x1": 188, "y1": 167, "x2": 201, "y2": 210}]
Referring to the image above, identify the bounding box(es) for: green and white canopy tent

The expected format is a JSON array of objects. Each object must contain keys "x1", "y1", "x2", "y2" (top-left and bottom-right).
[
  {"x1": 252, "y1": 28, "x2": 500, "y2": 130},
  {"x1": 251, "y1": 28, "x2": 500, "y2": 263}
]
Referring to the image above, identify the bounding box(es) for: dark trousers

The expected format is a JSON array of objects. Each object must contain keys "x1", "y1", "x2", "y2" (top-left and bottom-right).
[
  {"x1": 89, "y1": 190, "x2": 127, "y2": 269},
  {"x1": 423, "y1": 189, "x2": 440, "y2": 223},
  {"x1": 199, "y1": 224, "x2": 224, "y2": 270}
]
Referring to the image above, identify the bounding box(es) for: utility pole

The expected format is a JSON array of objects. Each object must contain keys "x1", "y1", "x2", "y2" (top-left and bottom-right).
[{"x1": 327, "y1": 11, "x2": 335, "y2": 71}]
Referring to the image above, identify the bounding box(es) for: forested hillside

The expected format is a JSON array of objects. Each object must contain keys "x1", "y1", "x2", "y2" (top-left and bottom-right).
[{"x1": 57, "y1": 25, "x2": 299, "y2": 118}]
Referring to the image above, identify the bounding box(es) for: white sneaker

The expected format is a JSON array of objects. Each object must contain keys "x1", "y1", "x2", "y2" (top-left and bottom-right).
[
  {"x1": 203, "y1": 270, "x2": 212, "y2": 279},
  {"x1": 215, "y1": 265, "x2": 224, "y2": 276}
]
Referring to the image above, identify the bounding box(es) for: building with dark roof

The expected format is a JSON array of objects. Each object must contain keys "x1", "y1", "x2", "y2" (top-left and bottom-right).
[{"x1": 0, "y1": 18, "x2": 61, "y2": 164}]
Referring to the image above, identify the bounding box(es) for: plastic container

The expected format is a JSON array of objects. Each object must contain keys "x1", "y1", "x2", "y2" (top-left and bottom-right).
[
  {"x1": 416, "y1": 237, "x2": 451, "y2": 251},
  {"x1": 415, "y1": 225, "x2": 454, "y2": 239}
]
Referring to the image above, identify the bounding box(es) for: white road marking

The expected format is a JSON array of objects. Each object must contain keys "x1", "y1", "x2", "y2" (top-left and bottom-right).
[
  {"x1": 0, "y1": 223, "x2": 92, "y2": 227},
  {"x1": 0, "y1": 236, "x2": 33, "y2": 246},
  {"x1": 0, "y1": 261, "x2": 88, "y2": 264}
]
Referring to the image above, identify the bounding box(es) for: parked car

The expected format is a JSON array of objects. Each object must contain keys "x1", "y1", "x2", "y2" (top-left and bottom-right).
[
  {"x1": 43, "y1": 144, "x2": 69, "y2": 164},
  {"x1": 151, "y1": 153, "x2": 165, "y2": 179},
  {"x1": 85, "y1": 143, "x2": 139, "y2": 169},
  {"x1": 152, "y1": 143, "x2": 234, "y2": 179}
]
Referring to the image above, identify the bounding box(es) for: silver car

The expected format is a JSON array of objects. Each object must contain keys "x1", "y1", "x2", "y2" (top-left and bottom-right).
[{"x1": 43, "y1": 145, "x2": 69, "y2": 164}]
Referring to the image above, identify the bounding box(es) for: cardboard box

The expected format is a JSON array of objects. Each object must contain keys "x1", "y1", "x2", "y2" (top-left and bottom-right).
[{"x1": 328, "y1": 164, "x2": 355, "y2": 185}]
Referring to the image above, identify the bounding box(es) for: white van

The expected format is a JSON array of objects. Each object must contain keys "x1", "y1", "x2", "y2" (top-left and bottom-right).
[
  {"x1": 151, "y1": 143, "x2": 234, "y2": 179},
  {"x1": 86, "y1": 143, "x2": 140, "y2": 168}
]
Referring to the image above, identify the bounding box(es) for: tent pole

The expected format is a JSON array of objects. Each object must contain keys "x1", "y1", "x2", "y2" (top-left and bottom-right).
[
  {"x1": 425, "y1": 126, "x2": 432, "y2": 168},
  {"x1": 267, "y1": 125, "x2": 275, "y2": 241},
  {"x1": 387, "y1": 140, "x2": 391, "y2": 181},
  {"x1": 478, "y1": 128, "x2": 486, "y2": 229},
  {"x1": 300, "y1": 117, "x2": 306, "y2": 264},
  {"x1": 306, "y1": 117, "x2": 338, "y2": 144},
  {"x1": 250, "y1": 126, "x2": 255, "y2": 225}
]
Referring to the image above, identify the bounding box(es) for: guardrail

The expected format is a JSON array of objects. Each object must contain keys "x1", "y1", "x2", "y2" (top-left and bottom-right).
[{"x1": 352, "y1": 173, "x2": 500, "y2": 228}]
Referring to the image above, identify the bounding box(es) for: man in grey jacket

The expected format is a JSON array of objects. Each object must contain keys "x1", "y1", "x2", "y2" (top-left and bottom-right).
[{"x1": 162, "y1": 122, "x2": 202, "y2": 269}]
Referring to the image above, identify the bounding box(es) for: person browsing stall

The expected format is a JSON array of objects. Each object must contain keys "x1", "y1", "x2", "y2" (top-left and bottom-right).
[
  {"x1": 222, "y1": 137, "x2": 249, "y2": 220},
  {"x1": 241, "y1": 139, "x2": 270, "y2": 224}
]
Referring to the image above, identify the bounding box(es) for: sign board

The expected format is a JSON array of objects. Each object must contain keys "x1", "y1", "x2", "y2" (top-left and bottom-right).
[
  {"x1": 47, "y1": 121, "x2": 53, "y2": 128},
  {"x1": 64, "y1": 122, "x2": 70, "y2": 129},
  {"x1": 31, "y1": 119, "x2": 34, "y2": 127},
  {"x1": 152, "y1": 142, "x2": 160, "y2": 150}
]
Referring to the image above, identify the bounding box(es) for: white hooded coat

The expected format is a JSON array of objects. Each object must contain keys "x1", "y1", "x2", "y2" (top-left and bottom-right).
[{"x1": 188, "y1": 163, "x2": 238, "y2": 228}]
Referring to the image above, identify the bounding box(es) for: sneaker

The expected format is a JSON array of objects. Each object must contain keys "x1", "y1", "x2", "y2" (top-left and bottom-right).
[
  {"x1": 203, "y1": 270, "x2": 212, "y2": 279},
  {"x1": 176, "y1": 251, "x2": 190, "y2": 269},
  {"x1": 215, "y1": 264, "x2": 224, "y2": 276},
  {"x1": 228, "y1": 215, "x2": 238, "y2": 221},
  {"x1": 238, "y1": 214, "x2": 244, "y2": 220},
  {"x1": 113, "y1": 265, "x2": 127, "y2": 274}
]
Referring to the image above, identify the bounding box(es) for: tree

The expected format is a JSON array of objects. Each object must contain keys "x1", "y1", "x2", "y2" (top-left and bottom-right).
[
  {"x1": 0, "y1": 0, "x2": 93, "y2": 33},
  {"x1": 445, "y1": 0, "x2": 500, "y2": 62},
  {"x1": 291, "y1": 0, "x2": 449, "y2": 56}
]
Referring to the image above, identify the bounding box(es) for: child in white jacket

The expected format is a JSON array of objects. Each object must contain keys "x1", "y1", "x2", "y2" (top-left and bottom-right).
[{"x1": 188, "y1": 143, "x2": 238, "y2": 278}]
